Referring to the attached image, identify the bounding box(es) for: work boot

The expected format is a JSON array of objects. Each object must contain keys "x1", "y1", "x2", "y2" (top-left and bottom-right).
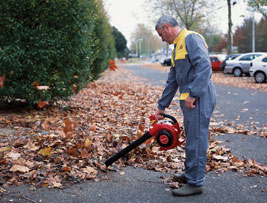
[
  {"x1": 172, "y1": 183, "x2": 203, "y2": 196},
  {"x1": 173, "y1": 173, "x2": 187, "y2": 183}
]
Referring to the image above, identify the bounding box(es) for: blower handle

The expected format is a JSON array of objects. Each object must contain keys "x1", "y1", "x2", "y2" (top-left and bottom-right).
[{"x1": 160, "y1": 114, "x2": 178, "y2": 124}]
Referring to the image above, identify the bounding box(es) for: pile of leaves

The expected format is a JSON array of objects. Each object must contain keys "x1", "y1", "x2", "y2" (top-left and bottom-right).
[{"x1": 0, "y1": 67, "x2": 266, "y2": 189}]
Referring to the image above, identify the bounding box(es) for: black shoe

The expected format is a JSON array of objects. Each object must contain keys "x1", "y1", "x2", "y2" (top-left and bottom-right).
[
  {"x1": 173, "y1": 173, "x2": 187, "y2": 184},
  {"x1": 172, "y1": 183, "x2": 203, "y2": 196}
]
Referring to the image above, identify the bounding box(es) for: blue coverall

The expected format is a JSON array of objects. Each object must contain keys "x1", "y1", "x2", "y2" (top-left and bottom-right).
[{"x1": 158, "y1": 28, "x2": 216, "y2": 187}]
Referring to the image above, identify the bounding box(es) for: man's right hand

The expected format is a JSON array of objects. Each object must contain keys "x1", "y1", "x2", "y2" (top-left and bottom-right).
[{"x1": 155, "y1": 108, "x2": 165, "y2": 120}]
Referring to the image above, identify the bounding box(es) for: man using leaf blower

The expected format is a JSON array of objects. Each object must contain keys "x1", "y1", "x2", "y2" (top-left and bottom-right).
[{"x1": 154, "y1": 15, "x2": 216, "y2": 196}]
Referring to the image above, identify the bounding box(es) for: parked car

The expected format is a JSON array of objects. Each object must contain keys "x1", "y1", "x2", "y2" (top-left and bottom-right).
[
  {"x1": 220, "y1": 54, "x2": 241, "y2": 71},
  {"x1": 224, "y1": 52, "x2": 267, "y2": 77},
  {"x1": 249, "y1": 54, "x2": 267, "y2": 83},
  {"x1": 161, "y1": 57, "x2": 172, "y2": 66},
  {"x1": 209, "y1": 54, "x2": 226, "y2": 71}
]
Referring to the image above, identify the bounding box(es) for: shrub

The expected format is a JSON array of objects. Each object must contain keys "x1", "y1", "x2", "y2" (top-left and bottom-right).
[
  {"x1": 90, "y1": 0, "x2": 116, "y2": 80},
  {"x1": 0, "y1": 0, "x2": 115, "y2": 106}
]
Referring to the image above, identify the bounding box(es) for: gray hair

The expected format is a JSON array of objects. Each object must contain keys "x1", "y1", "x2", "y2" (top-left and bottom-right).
[{"x1": 155, "y1": 15, "x2": 179, "y2": 30}]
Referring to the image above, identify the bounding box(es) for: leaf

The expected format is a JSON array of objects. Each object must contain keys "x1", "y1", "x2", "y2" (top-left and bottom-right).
[
  {"x1": 63, "y1": 119, "x2": 73, "y2": 138},
  {"x1": 38, "y1": 100, "x2": 47, "y2": 108},
  {"x1": 109, "y1": 60, "x2": 117, "y2": 71},
  {"x1": 62, "y1": 166, "x2": 71, "y2": 171},
  {"x1": 0, "y1": 146, "x2": 11, "y2": 152},
  {"x1": 145, "y1": 137, "x2": 153, "y2": 145},
  {"x1": 32, "y1": 81, "x2": 40, "y2": 87},
  {"x1": 7, "y1": 152, "x2": 21, "y2": 160},
  {"x1": 137, "y1": 130, "x2": 143, "y2": 139},
  {"x1": 39, "y1": 147, "x2": 52, "y2": 156},
  {"x1": 82, "y1": 166, "x2": 98, "y2": 179},
  {"x1": 80, "y1": 148, "x2": 89, "y2": 158},
  {"x1": 67, "y1": 147, "x2": 79, "y2": 157},
  {"x1": 138, "y1": 124, "x2": 145, "y2": 132},
  {"x1": 10, "y1": 164, "x2": 30, "y2": 173},
  {"x1": 90, "y1": 123, "x2": 96, "y2": 131},
  {"x1": 46, "y1": 175, "x2": 62, "y2": 188},
  {"x1": 0, "y1": 74, "x2": 6, "y2": 88},
  {"x1": 84, "y1": 138, "x2": 92, "y2": 148},
  {"x1": 213, "y1": 154, "x2": 228, "y2": 161}
]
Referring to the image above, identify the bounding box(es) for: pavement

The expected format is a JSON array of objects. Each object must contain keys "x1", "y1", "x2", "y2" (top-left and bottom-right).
[{"x1": 1, "y1": 64, "x2": 266, "y2": 203}]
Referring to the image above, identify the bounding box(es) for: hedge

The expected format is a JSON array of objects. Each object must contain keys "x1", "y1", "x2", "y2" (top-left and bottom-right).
[{"x1": 0, "y1": 0, "x2": 115, "y2": 106}]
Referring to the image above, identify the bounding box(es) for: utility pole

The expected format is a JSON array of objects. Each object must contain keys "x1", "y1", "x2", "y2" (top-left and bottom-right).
[
  {"x1": 252, "y1": 0, "x2": 255, "y2": 52},
  {"x1": 227, "y1": 0, "x2": 233, "y2": 55}
]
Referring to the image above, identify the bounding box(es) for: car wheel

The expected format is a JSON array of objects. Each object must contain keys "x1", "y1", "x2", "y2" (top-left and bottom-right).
[
  {"x1": 254, "y1": 71, "x2": 266, "y2": 83},
  {"x1": 233, "y1": 68, "x2": 242, "y2": 77}
]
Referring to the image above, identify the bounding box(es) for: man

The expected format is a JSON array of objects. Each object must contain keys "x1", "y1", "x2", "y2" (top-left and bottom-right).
[{"x1": 154, "y1": 15, "x2": 216, "y2": 196}]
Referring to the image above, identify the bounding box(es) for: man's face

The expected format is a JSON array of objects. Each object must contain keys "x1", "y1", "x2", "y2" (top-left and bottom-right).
[{"x1": 157, "y1": 25, "x2": 172, "y2": 44}]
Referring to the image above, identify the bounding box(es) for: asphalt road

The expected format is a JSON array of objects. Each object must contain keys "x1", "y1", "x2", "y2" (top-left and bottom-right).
[{"x1": 1, "y1": 64, "x2": 266, "y2": 203}]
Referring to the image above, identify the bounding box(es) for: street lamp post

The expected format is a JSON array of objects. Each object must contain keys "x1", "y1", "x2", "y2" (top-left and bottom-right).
[{"x1": 139, "y1": 39, "x2": 142, "y2": 59}]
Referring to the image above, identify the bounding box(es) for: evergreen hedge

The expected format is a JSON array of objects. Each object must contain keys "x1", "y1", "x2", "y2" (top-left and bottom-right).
[{"x1": 0, "y1": 0, "x2": 115, "y2": 106}]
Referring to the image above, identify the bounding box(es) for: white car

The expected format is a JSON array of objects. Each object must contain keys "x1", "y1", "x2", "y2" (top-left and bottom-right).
[
  {"x1": 224, "y1": 52, "x2": 267, "y2": 77},
  {"x1": 249, "y1": 54, "x2": 267, "y2": 83}
]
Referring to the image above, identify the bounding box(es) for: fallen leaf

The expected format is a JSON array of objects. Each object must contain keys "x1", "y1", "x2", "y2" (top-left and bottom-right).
[
  {"x1": 10, "y1": 164, "x2": 30, "y2": 173},
  {"x1": 39, "y1": 147, "x2": 52, "y2": 156},
  {"x1": 7, "y1": 152, "x2": 21, "y2": 160},
  {"x1": 84, "y1": 138, "x2": 92, "y2": 148},
  {"x1": 82, "y1": 166, "x2": 98, "y2": 179}
]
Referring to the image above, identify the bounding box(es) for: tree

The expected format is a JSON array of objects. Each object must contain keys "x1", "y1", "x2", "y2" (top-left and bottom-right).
[
  {"x1": 214, "y1": 35, "x2": 228, "y2": 52},
  {"x1": 248, "y1": 0, "x2": 267, "y2": 17},
  {"x1": 256, "y1": 16, "x2": 267, "y2": 51},
  {"x1": 147, "y1": 0, "x2": 213, "y2": 30},
  {"x1": 112, "y1": 27, "x2": 129, "y2": 59},
  {"x1": 233, "y1": 16, "x2": 267, "y2": 53},
  {"x1": 130, "y1": 24, "x2": 161, "y2": 57},
  {"x1": 206, "y1": 34, "x2": 224, "y2": 53},
  {"x1": 233, "y1": 18, "x2": 254, "y2": 53}
]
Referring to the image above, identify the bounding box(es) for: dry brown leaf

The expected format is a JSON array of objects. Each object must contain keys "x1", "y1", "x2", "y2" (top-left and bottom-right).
[{"x1": 10, "y1": 164, "x2": 30, "y2": 173}]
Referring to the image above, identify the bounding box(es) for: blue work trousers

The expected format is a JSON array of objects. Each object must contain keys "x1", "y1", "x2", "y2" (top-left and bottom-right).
[{"x1": 180, "y1": 83, "x2": 216, "y2": 187}]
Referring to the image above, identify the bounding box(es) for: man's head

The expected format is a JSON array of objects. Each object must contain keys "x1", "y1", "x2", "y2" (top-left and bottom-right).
[{"x1": 155, "y1": 15, "x2": 180, "y2": 44}]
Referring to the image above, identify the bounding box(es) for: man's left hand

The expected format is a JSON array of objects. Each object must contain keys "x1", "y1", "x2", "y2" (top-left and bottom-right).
[{"x1": 185, "y1": 96, "x2": 196, "y2": 109}]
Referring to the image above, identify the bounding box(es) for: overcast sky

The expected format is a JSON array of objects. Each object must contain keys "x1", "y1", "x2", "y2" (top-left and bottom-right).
[{"x1": 103, "y1": 0, "x2": 263, "y2": 47}]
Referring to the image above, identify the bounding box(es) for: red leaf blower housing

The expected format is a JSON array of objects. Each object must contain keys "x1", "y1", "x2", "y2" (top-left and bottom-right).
[{"x1": 105, "y1": 114, "x2": 185, "y2": 167}]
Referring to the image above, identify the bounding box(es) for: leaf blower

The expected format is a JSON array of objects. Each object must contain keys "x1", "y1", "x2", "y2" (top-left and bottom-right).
[{"x1": 105, "y1": 114, "x2": 185, "y2": 167}]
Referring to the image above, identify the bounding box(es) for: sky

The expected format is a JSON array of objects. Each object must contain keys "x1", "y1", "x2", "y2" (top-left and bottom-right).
[
  {"x1": 103, "y1": 0, "x2": 263, "y2": 48},
  {"x1": 103, "y1": 0, "x2": 151, "y2": 47}
]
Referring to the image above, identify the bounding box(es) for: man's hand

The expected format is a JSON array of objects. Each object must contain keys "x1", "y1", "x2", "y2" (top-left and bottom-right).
[
  {"x1": 185, "y1": 96, "x2": 196, "y2": 109},
  {"x1": 155, "y1": 108, "x2": 165, "y2": 120}
]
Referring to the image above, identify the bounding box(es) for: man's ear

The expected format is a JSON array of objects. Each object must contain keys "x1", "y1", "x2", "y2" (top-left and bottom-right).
[{"x1": 164, "y1": 24, "x2": 171, "y2": 32}]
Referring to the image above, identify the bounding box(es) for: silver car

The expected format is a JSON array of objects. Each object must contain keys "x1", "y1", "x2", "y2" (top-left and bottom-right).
[{"x1": 224, "y1": 52, "x2": 267, "y2": 77}]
